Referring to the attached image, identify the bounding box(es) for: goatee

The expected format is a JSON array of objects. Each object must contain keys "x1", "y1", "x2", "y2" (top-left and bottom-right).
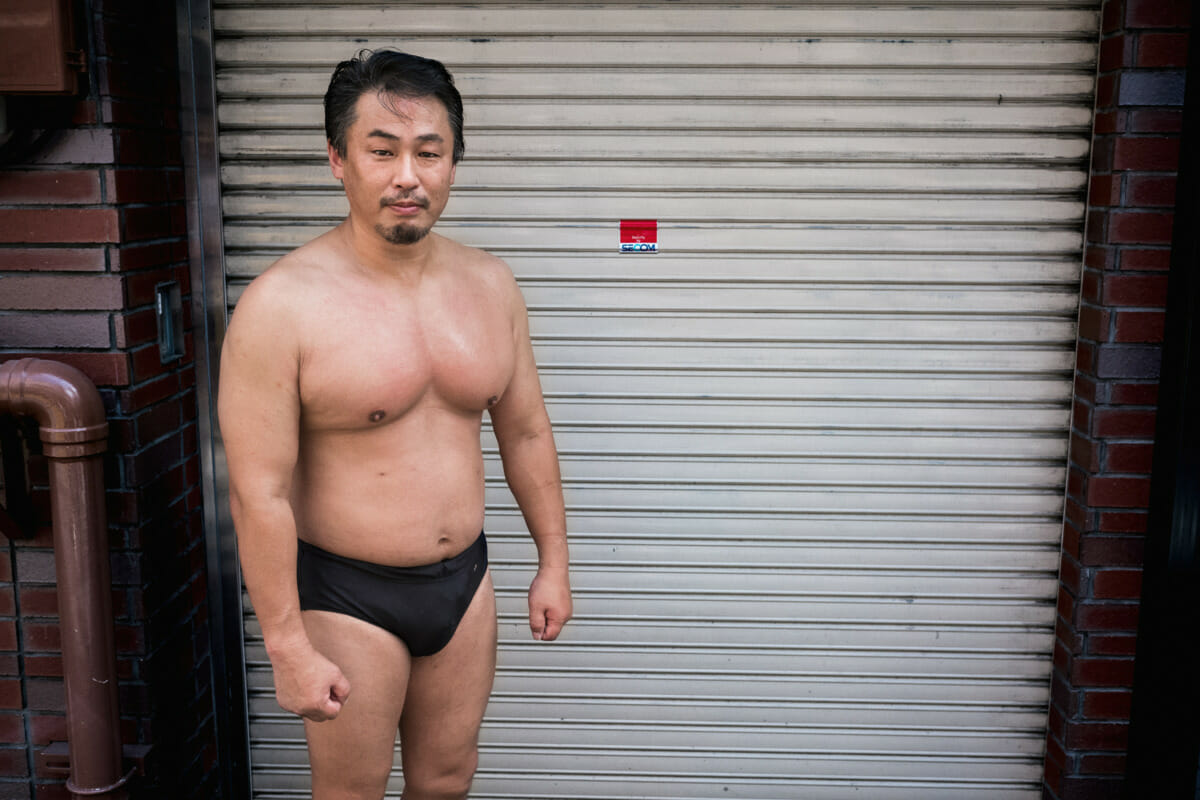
[{"x1": 375, "y1": 223, "x2": 432, "y2": 245}]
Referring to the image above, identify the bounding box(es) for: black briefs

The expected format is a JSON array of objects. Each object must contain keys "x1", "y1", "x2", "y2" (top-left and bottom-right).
[{"x1": 296, "y1": 532, "x2": 488, "y2": 657}]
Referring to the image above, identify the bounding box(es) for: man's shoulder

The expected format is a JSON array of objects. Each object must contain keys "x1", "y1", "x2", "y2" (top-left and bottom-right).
[
  {"x1": 437, "y1": 235, "x2": 519, "y2": 293},
  {"x1": 239, "y1": 235, "x2": 338, "y2": 311}
]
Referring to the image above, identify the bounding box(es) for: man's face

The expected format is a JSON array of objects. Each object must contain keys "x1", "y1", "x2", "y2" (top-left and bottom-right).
[{"x1": 328, "y1": 91, "x2": 457, "y2": 246}]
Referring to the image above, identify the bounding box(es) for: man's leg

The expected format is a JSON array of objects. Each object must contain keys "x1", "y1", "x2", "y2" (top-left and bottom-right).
[
  {"x1": 303, "y1": 610, "x2": 412, "y2": 799},
  {"x1": 399, "y1": 572, "x2": 497, "y2": 800}
]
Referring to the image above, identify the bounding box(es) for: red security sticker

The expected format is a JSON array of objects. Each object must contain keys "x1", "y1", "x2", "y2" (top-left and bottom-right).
[{"x1": 620, "y1": 219, "x2": 658, "y2": 253}]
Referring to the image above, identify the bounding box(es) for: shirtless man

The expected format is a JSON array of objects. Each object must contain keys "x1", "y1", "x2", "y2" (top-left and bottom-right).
[{"x1": 217, "y1": 50, "x2": 572, "y2": 799}]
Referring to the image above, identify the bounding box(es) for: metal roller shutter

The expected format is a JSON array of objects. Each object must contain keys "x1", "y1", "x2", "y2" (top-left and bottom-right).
[{"x1": 212, "y1": 2, "x2": 1099, "y2": 797}]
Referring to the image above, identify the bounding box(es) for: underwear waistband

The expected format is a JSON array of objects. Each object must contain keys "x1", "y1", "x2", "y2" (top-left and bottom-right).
[{"x1": 296, "y1": 531, "x2": 486, "y2": 582}]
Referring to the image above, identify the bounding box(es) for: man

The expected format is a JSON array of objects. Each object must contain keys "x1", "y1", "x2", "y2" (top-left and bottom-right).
[{"x1": 218, "y1": 50, "x2": 572, "y2": 800}]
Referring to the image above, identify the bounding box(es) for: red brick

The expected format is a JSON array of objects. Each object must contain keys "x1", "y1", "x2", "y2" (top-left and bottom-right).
[
  {"x1": 1093, "y1": 408, "x2": 1156, "y2": 438},
  {"x1": 1065, "y1": 720, "x2": 1130, "y2": 754},
  {"x1": 115, "y1": 129, "x2": 182, "y2": 168},
  {"x1": 17, "y1": 587, "x2": 58, "y2": 617},
  {"x1": 1075, "y1": 602, "x2": 1140, "y2": 632},
  {"x1": 1070, "y1": 432, "x2": 1101, "y2": 472},
  {"x1": 1136, "y1": 32, "x2": 1189, "y2": 66},
  {"x1": 1059, "y1": 553, "x2": 1082, "y2": 595},
  {"x1": 1086, "y1": 209, "x2": 1108, "y2": 244},
  {"x1": 1074, "y1": 372, "x2": 1100, "y2": 404},
  {"x1": 1076, "y1": 305, "x2": 1111, "y2": 341},
  {"x1": 0, "y1": 209, "x2": 119, "y2": 244},
  {"x1": 1092, "y1": 568, "x2": 1143, "y2": 599},
  {"x1": 1079, "y1": 534, "x2": 1144, "y2": 566},
  {"x1": 0, "y1": 748, "x2": 29, "y2": 777},
  {"x1": 1106, "y1": 441, "x2": 1155, "y2": 474},
  {"x1": 1112, "y1": 137, "x2": 1180, "y2": 171},
  {"x1": 1101, "y1": 0, "x2": 1126, "y2": 36},
  {"x1": 0, "y1": 713, "x2": 23, "y2": 744},
  {"x1": 1089, "y1": 633, "x2": 1140, "y2": 656},
  {"x1": 115, "y1": 308, "x2": 158, "y2": 348},
  {"x1": 23, "y1": 656, "x2": 62, "y2": 678},
  {"x1": 1101, "y1": 273, "x2": 1169, "y2": 307},
  {"x1": 1125, "y1": 0, "x2": 1191, "y2": 27},
  {"x1": 1107, "y1": 211, "x2": 1174, "y2": 245},
  {"x1": 1079, "y1": 754, "x2": 1127, "y2": 775},
  {"x1": 1095, "y1": 75, "x2": 1118, "y2": 112},
  {"x1": 122, "y1": 266, "x2": 178, "y2": 307},
  {"x1": 1119, "y1": 247, "x2": 1172, "y2": 270},
  {"x1": 1076, "y1": 343, "x2": 1096, "y2": 376},
  {"x1": 1080, "y1": 268, "x2": 1102, "y2": 302},
  {"x1": 121, "y1": 204, "x2": 185, "y2": 242},
  {"x1": 1110, "y1": 382, "x2": 1158, "y2": 404},
  {"x1": 0, "y1": 275, "x2": 124, "y2": 311},
  {"x1": 0, "y1": 170, "x2": 102, "y2": 204},
  {"x1": 0, "y1": 679, "x2": 19, "y2": 709},
  {"x1": 1071, "y1": 657, "x2": 1137, "y2": 688},
  {"x1": 1098, "y1": 34, "x2": 1133, "y2": 72},
  {"x1": 1113, "y1": 309, "x2": 1165, "y2": 342},
  {"x1": 1088, "y1": 174, "x2": 1122, "y2": 207},
  {"x1": 1128, "y1": 108, "x2": 1184, "y2": 133},
  {"x1": 1084, "y1": 245, "x2": 1115, "y2": 270},
  {"x1": 1097, "y1": 511, "x2": 1149, "y2": 534},
  {"x1": 0, "y1": 247, "x2": 105, "y2": 272},
  {"x1": 1082, "y1": 692, "x2": 1132, "y2": 722},
  {"x1": 1125, "y1": 175, "x2": 1176, "y2": 207},
  {"x1": 0, "y1": 622, "x2": 15, "y2": 652},
  {"x1": 107, "y1": 168, "x2": 176, "y2": 204},
  {"x1": 29, "y1": 128, "x2": 115, "y2": 165},
  {"x1": 0, "y1": 313, "x2": 111, "y2": 348},
  {"x1": 28, "y1": 714, "x2": 66, "y2": 746},
  {"x1": 1093, "y1": 109, "x2": 1122, "y2": 135},
  {"x1": 110, "y1": 239, "x2": 184, "y2": 272},
  {"x1": 117, "y1": 372, "x2": 180, "y2": 413},
  {"x1": 22, "y1": 623, "x2": 59, "y2": 653}
]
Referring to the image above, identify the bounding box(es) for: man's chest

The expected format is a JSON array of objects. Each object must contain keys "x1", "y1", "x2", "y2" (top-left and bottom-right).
[{"x1": 296, "y1": 291, "x2": 515, "y2": 429}]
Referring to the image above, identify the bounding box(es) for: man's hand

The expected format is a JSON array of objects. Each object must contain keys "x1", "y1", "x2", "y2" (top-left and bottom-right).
[
  {"x1": 528, "y1": 566, "x2": 573, "y2": 641},
  {"x1": 270, "y1": 643, "x2": 351, "y2": 721}
]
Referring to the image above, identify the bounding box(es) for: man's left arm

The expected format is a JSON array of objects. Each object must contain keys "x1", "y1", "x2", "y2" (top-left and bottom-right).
[{"x1": 488, "y1": 279, "x2": 572, "y2": 641}]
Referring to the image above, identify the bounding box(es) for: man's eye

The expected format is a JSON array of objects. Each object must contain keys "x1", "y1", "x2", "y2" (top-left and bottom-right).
[{"x1": 372, "y1": 149, "x2": 392, "y2": 157}]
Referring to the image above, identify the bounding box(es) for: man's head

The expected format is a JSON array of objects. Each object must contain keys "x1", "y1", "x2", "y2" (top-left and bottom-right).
[{"x1": 324, "y1": 49, "x2": 465, "y2": 164}]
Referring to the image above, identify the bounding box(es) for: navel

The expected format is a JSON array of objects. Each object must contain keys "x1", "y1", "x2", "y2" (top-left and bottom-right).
[{"x1": 369, "y1": 409, "x2": 387, "y2": 423}]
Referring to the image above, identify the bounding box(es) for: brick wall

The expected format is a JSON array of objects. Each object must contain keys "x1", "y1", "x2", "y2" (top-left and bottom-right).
[
  {"x1": 1045, "y1": 0, "x2": 1191, "y2": 797},
  {"x1": 0, "y1": 1, "x2": 216, "y2": 798}
]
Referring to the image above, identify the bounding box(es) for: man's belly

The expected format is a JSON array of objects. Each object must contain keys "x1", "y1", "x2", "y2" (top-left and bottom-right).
[{"x1": 291, "y1": 446, "x2": 487, "y2": 567}]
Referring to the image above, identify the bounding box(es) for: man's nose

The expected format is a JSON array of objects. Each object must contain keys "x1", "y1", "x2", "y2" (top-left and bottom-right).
[{"x1": 391, "y1": 155, "x2": 419, "y2": 189}]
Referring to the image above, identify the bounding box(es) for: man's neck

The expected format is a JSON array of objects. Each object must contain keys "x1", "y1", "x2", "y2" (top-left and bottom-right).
[{"x1": 337, "y1": 217, "x2": 437, "y2": 281}]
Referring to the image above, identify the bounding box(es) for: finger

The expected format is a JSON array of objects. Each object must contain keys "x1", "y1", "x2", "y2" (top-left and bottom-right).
[
  {"x1": 529, "y1": 608, "x2": 546, "y2": 640},
  {"x1": 332, "y1": 673, "x2": 352, "y2": 703},
  {"x1": 540, "y1": 617, "x2": 565, "y2": 641}
]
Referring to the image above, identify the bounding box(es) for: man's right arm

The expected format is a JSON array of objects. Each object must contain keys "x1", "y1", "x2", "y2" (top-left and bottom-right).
[{"x1": 217, "y1": 275, "x2": 350, "y2": 721}]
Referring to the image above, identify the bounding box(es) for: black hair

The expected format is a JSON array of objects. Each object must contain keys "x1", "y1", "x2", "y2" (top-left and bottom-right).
[{"x1": 324, "y1": 49, "x2": 465, "y2": 163}]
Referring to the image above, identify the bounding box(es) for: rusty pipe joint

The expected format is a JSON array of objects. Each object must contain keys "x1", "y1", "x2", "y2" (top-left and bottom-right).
[
  {"x1": 0, "y1": 358, "x2": 109, "y2": 458},
  {"x1": 0, "y1": 358, "x2": 131, "y2": 799}
]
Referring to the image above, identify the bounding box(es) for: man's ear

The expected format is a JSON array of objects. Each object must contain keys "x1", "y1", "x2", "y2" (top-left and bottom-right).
[
  {"x1": 449, "y1": 161, "x2": 457, "y2": 186},
  {"x1": 328, "y1": 141, "x2": 345, "y2": 181}
]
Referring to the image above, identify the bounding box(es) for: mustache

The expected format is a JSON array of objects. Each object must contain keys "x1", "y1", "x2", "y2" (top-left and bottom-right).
[{"x1": 380, "y1": 194, "x2": 429, "y2": 209}]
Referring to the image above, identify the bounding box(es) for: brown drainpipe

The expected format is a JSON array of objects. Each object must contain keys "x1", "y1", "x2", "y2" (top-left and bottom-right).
[{"x1": 0, "y1": 358, "x2": 132, "y2": 799}]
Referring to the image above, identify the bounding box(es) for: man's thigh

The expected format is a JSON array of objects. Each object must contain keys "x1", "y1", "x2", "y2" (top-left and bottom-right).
[
  {"x1": 400, "y1": 571, "x2": 497, "y2": 782},
  {"x1": 303, "y1": 609, "x2": 411, "y2": 797}
]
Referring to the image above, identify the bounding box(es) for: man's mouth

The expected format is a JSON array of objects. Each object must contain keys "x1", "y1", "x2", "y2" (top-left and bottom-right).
[{"x1": 381, "y1": 196, "x2": 429, "y2": 210}]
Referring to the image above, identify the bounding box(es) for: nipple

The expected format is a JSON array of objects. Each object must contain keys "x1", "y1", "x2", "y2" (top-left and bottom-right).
[
  {"x1": 487, "y1": 396, "x2": 499, "y2": 408},
  {"x1": 369, "y1": 409, "x2": 387, "y2": 423}
]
